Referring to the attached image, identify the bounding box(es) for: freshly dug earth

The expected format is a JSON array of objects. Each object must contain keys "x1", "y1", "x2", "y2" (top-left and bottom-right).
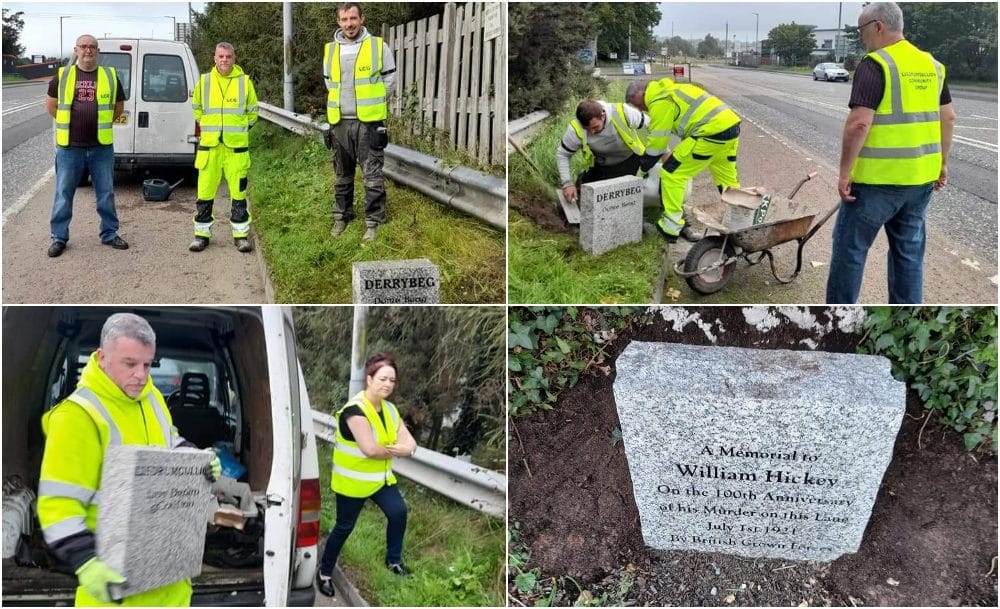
[
  {"x1": 510, "y1": 195, "x2": 568, "y2": 233},
  {"x1": 509, "y1": 308, "x2": 998, "y2": 606}
]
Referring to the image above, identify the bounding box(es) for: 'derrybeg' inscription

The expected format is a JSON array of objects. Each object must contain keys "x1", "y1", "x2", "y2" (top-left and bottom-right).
[
  {"x1": 352, "y1": 259, "x2": 441, "y2": 304},
  {"x1": 580, "y1": 175, "x2": 644, "y2": 255},
  {"x1": 612, "y1": 341, "x2": 906, "y2": 562}
]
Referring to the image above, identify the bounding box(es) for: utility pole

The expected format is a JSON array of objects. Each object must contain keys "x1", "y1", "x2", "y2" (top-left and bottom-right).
[
  {"x1": 349, "y1": 306, "x2": 368, "y2": 396},
  {"x1": 283, "y1": 2, "x2": 294, "y2": 111},
  {"x1": 628, "y1": 22, "x2": 632, "y2": 61},
  {"x1": 59, "y1": 16, "x2": 71, "y2": 65},
  {"x1": 752, "y1": 12, "x2": 759, "y2": 56},
  {"x1": 836, "y1": 2, "x2": 843, "y2": 61},
  {"x1": 164, "y1": 15, "x2": 176, "y2": 40},
  {"x1": 725, "y1": 21, "x2": 729, "y2": 59}
]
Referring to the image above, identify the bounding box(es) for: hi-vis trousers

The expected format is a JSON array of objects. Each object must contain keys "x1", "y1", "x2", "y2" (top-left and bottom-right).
[
  {"x1": 657, "y1": 135, "x2": 740, "y2": 237},
  {"x1": 194, "y1": 144, "x2": 251, "y2": 238}
]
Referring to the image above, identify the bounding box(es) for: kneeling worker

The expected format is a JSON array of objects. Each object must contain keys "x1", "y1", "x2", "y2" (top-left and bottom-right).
[
  {"x1": 190, "y1": 42, "x2": 259, "y2": 253},
  {"x1": 555, "y1": 99, "x2": 649, "y2": 206},
  {"x1": 626, "y1": 78, "x2": 742, "y2": 242}
]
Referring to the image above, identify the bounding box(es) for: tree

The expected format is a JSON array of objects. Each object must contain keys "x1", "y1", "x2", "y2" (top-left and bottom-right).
[
  {"x1": 592, "y1": 2, "x2": 662, "y2": 59},
  {"x1": 509, "y1": 2, "x2": 597, "y2": 116},
  {"x1": 767, "y1": 22, "x2": 816, "y2": 66},
  {"x1": 901, "y1": 2, "x2": 997, "y2": 82},
  {"x1": 3, "y1": 9, "x2": 25, "y2": 58},
  {"x1": 665, "y1": 35, "x2": 694, "y2": 57},
  {"x1": 697, "y1": 33, "x2": 722, "y2": 58}
]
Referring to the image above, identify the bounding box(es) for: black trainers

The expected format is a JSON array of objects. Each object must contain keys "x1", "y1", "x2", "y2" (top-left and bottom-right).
[
  {"x1": 103, "y1": 236, "x2": 129, "y2": 250},
  {"x1": 315, "y1": 572, "x2": 335, "y2": 597},
  {"x1": 385, "y1": 562, "x2": 410, "y2": 576},
  {"x1": 189, "y1": 237, "x2": 209, "y2": 252},
  {"x1": 48, "y1": 241, "x2": 67, "y2": 257}
]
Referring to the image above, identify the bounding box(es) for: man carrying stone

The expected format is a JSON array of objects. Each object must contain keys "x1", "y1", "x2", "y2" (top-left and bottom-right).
[
  {"x1": 323, "y1": 2, "x2": 397, "y2": 241},
  {"x1": 626, "y1": 78, "x2": 742, "y2": 242},
  {"x1": 37, "y1": 313, "x2": 220, "y2": 606},
  {"x1": 190, "y1": 42, "x2": 259, "y2": 253},
  {"x1": 45, "y1": 34, "x2": 129, "y2": 258},
  {"x1": 555, "y1": 99, "x2": 649, "y2": 206},
  {"x1": 826, "y1": 2, "x2": 954, "y2": 304}
]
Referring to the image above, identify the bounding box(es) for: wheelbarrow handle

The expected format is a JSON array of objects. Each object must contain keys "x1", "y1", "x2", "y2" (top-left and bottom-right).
[
  {"x1": 787, "y1": 172, "x2": 818, "y2": 200},
  {"x1": 801, "y1": 200, "x2": 841, "y2": 244}
]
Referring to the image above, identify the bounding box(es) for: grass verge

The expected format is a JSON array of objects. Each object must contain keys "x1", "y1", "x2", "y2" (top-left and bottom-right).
[
  {"x1": 3, "y1": 74, "x2": 26, "y2": 83},
  {"x1": 248, "y1": 122, "x2": 505, "y2": 303},
  {"x1": 316, "y1": 442, "x2": 505, "y2": 606}
]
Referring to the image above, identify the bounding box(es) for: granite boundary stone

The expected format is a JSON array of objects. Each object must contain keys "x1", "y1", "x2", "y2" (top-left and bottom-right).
[
  {"x1": 352, "y1": 259, "x2": 440, "y2": 304},
  {"x1": 97, "y1": 446, "x2": 213, "y2": 598},
  {"x1": 580, "y1": 175, "x2": 644, "y2": 255},
  {"x1": 612, "y1": 341, "x2": 906, "y2": 562}
]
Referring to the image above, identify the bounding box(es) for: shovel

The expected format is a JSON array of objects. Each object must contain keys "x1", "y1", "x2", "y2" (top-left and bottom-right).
[{"x1": 507, "y1": 136, "x2": 580, "y2": 224}]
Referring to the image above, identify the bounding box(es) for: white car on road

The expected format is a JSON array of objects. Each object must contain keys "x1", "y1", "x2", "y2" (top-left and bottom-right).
[{"x1": 812, "y1": 62, "x2": 850, "y2": 82}]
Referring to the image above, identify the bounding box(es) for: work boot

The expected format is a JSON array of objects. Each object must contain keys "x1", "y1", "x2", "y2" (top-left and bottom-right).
[
  {"x1": 47, "y1": 241, "x2": 67, "y2": 258},
  {"x1": 315, "y1": 572, "x2": 335, "y2": 597},
  {"x1": 680, "y1": 224, "x2": 703, "y2": 242},
  {"x1": 385, "y1": 562, "x2": 410, "y2": 576},
  {"x1": 363, "y1": 226, "x2": 377, "y2": 241},
  {"x1": 655, "y1": 220, "x2": 678, "y2": 243},
  {"x1": 189, "y1": 236, "x2": 209, "y2": 252},
  {"x1": 330, "y1": 220, "x2": 347, "y2": 237},
  {"x1": 103, "y1": 236, "x2": 129, "y2": 250},
  {"x1": 234, "y1": 237, "x2": 252, "y2": 253}
]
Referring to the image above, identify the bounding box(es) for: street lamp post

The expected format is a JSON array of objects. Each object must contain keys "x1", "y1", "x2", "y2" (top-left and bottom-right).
[
  {"x1": 59, "y1": 16, "x2": 72, "y2": 65},
  {"x1": 752, "y1": 12, "x2": 759, "y2": 57},
  {"x1": 164, "y1": 15, "x2": 176, "y2": 40}
]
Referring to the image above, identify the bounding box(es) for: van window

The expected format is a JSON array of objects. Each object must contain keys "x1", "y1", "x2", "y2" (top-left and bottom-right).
[
  {"x1": 99, "y1": 52, "x2": 132, "y2": 99},
  {"x1": 142, "y1": 54, "x2": 188, "y2": 102}
]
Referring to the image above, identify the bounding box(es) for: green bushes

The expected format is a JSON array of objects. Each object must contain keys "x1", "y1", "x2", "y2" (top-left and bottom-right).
[{"x1": 859, "y1": 307, "x2": 998, "y2": 452}]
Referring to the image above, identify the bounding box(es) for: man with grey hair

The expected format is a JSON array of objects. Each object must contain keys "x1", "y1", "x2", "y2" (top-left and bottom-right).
[
  {"x1": 190, "y1": 42, "x2": 259, "y2": 253},
  {"x1": 826, "y1": 2, "x2": 954, "y2": 304},
  {"x1": 37, "y1": 312, "x2": 220, "y2": 606}
]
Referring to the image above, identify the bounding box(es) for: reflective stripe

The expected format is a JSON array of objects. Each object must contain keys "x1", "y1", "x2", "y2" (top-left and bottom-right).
[
  {"x1": 645, "y1": 147, "x2": 666, "y2": 156},
  {"x1": 333, "y1": 464, "x2": 387, "y2": 482},
  {"x1": 871, "y1": 48, "x2": 940, "y2": 126},
  {"x1": 690, "y1": 103, "x2": 730, "y2": 134},
  {"x1": 215, "y1": 108, "x2": 245, "y2": 115},
  {"x1": 357, "y1": 75, "x2": 382, "y2": 84},
  {"x1": 325, "y1": 80, "x2": 340, "y2": 90},
  {"x1": 96, "y1": 122, "x2": 113, "y2": 130},
  {"x1": 146, "y1": 394, "x2": 173, "y2": 447},
  {"x1": 356, "y1": 96, "x2": 386, "y2": 107},
  {"x1": 192, "y1": 104, "x2": 202, "y2": 110},
  {"x1": 96, "y1": 104, "x2": 113, "y2": 111},
  {"x1": 859, "y1": 142, "x2": 941, "y2": 158},
  {"x1": 71, "y1": 388, "x2": 122, "y2": 446},
  {"x1": 649, "y1": 129, "x2": 672, "y2": 138},
  {"x1": 38, "y1": 480, "x2": 97, "y2": 505},
  {"x1": 57, "y1": 104, "x2": 72, "y2": 111},
  {"x1": 872, "y1": 111, "x2": 939, "y2": 125},
  {"x1": 200, "y1": 125, "x2": 249, "y2": 133},
  {"x1": 334, "y1": 443, "x2": 368, "y2": 459},
  {"x1": 41, "y1": 515, "x2": 88, "y2": 544},
  {"x1": 327, "y1": 101, "x2": 340, "y2": 109},
  {"x1": 237, "y1": 75, "x2": 246, "y2": 114},
  {"x1": 203, "y1": 73, "x2": 211, "y2": 108}
]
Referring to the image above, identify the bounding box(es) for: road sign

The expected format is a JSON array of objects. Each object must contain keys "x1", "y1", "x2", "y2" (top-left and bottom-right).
[{"x1": 673, "y1": 65, "x2": 685, "y2": 77}]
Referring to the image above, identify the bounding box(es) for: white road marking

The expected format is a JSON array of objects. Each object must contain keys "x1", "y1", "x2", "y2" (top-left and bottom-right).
[
  {"x1": 2, "y1": 99, "x2": 45, "y2": 116},
  {"x1": 2, "y1": 166, "x2": 55, "y2": 228}
]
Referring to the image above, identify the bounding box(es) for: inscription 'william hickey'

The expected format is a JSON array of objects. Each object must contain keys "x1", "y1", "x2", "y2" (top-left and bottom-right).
[{"x1": 675, "y1": 464, "x2": 838, "y2": 487}]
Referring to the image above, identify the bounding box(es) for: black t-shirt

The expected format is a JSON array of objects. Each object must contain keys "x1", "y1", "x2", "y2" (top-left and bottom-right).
[
  {"x1": 48, "y1": 68, "x2": 126, "y2": 147},
  {"x1": 849, "y1": 56, "x2": 951, "y2": 110},
  {"x1": 338, "y1": 405, "x2": 388, "y2": 442}
]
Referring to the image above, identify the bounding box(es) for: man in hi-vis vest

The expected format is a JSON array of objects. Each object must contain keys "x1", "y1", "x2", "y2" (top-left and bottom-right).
[
  {"x1": 190, "y1": 42, "x2": 259, "y2": 253},
  {"x1": 555, "y1": 99, "x2": 650, "y2": 206},
  {"x1": 827, "y1": 2, "x2": 955, "y2": 304},
  {"x1": 323, "y1": 2, "x2": 397, "y2": 241},
  {"x1": 37, "y1": 313, "x2": 220, "y2": 607},
  {"x1": 45, "y1": 34, "x2": 128, "y2": 258}
]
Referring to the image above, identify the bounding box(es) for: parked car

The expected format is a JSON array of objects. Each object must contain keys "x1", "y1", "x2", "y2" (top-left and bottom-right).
[
  {"x1": 1, "y1": 306, "x2": 319, "y2": 606},
  {"x1": 92, "y1": 38, "x2": 201, "y2": 176},
  {"x1": 813, "y1": 62, "x2": 850, "y2": 82}
]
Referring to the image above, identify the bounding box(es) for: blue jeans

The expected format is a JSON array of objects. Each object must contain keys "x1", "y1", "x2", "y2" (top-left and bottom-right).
[
  {"x1": 318, "y1": 484, "x2": 407, "y2": 576},
  {"x1": 826, "y1": 182, "x2": 933, "y2": 304},
  {"x1": 50, "y1": 145, "x2": 120, "y2": 244}
]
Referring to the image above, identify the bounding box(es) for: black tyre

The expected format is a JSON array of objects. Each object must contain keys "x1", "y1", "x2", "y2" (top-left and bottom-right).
[{"x1": 683, "y1": 235, "x2": 737, "y2": 295}]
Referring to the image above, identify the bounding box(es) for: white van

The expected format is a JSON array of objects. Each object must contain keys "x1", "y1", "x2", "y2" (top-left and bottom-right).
[
  {"x1": 94, "y1": 38, "x2": 201, "y2": 176},
  {"x1": 1, "y1": 306, "x2": 319, "y2": 606}
]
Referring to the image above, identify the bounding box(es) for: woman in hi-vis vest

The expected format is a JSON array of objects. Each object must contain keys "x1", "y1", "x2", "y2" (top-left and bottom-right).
[{"x1": 316, "y1": 353, "x2": 418, "y2": 597}]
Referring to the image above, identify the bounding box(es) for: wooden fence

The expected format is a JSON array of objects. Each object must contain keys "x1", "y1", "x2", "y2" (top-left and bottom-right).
[{"x1": 381, "y1": 2, "x2": 506, "y2": 167}]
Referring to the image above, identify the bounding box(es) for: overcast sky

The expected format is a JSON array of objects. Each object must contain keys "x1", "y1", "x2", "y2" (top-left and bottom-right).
[
  {"x1": 656, "y1": 2, "x2": 867, "y2": 42},
  {"x1": 6, "y1": 2, "x2": 205, "y2": 58}
]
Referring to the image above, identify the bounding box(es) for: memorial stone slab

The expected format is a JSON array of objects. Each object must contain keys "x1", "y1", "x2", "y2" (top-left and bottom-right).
[
  {"x1": 613, "y1": 341, "x2": 905, "y2": 562},
  {"x1": 580, "y1": 175, "x2": 644, "y2": 255},
  {"x1": 352, "y1": 259, "x2": 440, "y2": 304},
  {"x1": 97, "y1": 446, "x2": 213, "y2": 598}
]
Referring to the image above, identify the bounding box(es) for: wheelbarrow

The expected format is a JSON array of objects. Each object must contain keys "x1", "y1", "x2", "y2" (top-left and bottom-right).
[
  {"x1": 672, "y1": 172, "x2": 839, "y2": 295},
  {"x1": 142, "y1": 178, "x2": 184, "y2": 202}
]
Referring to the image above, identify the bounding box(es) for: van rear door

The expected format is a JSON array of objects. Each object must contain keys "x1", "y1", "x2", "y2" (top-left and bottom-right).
[
  {"x1": 99, "y1": 40, "x2": 136, "y2": 155},
  {"x1": 260, "y1": 307, "x2": 300, "y2": 606},
  {"x1": 133, "y1": 40, "x2": 195, "y2": 156}
]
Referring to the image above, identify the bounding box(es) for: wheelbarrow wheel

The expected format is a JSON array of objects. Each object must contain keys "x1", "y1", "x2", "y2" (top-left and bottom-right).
[{"x1": 683, "y1": 235, "x2": 737, "y2": 295}]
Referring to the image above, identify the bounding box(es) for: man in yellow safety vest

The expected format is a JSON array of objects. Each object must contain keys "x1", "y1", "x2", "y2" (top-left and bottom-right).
[
  {"x1": 190, "y1": 42, "x2": 259, "y2": 253},
  {"x1": 45, "y1": 34, "x2": 128, "y2": 258},
  {"x1": 36, "y1": 312, "x2": 220, "y2": 606},
  {"x1": 626, "y1": 78, "x2": 743, "y2": 242},
  {"x1": 323, "y1": 2, "x2": 397, "y2": 241},
  {"x1": 826, "y1": 2, "x2": 954, "y2": 304},
  {"x1": 555, "y1": 99, "x2": 649, "y2": 207}
]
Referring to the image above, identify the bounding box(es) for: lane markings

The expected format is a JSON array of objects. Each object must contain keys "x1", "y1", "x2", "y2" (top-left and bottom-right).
[
  {"x1": 2, "y1": 166, "x2": 54, "y2": 228},
  {"x1": 2, "y1": 99, "x2": 45, "y2": 116}
]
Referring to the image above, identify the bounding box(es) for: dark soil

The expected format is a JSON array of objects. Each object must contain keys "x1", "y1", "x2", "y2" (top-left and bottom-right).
[
  {"x1": 509, "y1": 308, "x2": 998, "y2": 607},
  {"x1": 510, "y1": 196, "x2": 569, "y2": 233}
]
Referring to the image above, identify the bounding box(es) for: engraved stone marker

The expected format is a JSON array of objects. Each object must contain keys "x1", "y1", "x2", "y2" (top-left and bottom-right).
[
  {"x1": 352, "y1": 259, "x2": 441, "y2": 304},
  {"x1": 97, "y1": 446, "x2": 213, "y2": 598},
  {"x1": 580, "y1": 175, "x2": 644, "y2": 255},
  {"x1": 613, "y1": 341, "x2": 906, "y2": 562}
]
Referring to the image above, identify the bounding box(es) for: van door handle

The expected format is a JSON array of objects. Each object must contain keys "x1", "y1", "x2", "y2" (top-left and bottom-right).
[
  {"x1": 265, "y1": 493, "x2": 285, "y2": 506},
  {"x1": 138, "y1": 112, "x2": 149, "y2": 128}
]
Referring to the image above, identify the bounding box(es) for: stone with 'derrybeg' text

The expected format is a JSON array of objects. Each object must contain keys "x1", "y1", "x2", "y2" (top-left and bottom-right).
[
  {"x1": 352, "y1": 259, "x2": 440, "y2": 304},
  {"x1": 612, "y1": 341, "x2": 906, "y2": 562},
  {"x1": 580, "y1": 175, "x2": 644, "y2": 255}
]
